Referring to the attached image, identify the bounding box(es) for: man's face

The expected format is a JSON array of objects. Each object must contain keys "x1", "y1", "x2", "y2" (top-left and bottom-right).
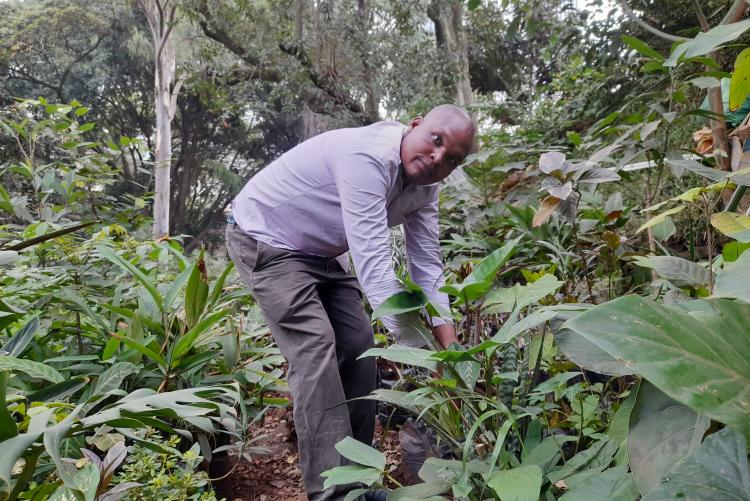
[{"x1": 399, "y1": 112, "x2": 475, "y2": 185}]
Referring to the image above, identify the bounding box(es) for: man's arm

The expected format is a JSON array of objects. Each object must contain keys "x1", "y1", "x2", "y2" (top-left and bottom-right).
[
  {"x1": 403, "y1": 192, "x2": 458, "y2": 346},
  {"x1": 432, "y1": 323, "x2": 458, "y2": 349},
  {"x1": 332, "y1": 153, "x2": 424, "y2": 343}
]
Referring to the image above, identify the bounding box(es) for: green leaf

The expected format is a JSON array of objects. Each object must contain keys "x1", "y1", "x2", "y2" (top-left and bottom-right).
[
  {"x1": 320, "y1": 465, "x2": 382, "y2": 489},
  {"x1": 89, "y1": 362, "x2": 137, "y2": 401},
  {"x1": 627, "y1": 382, "x2": 709, "y2": 495},
  {"x1": 643, "y1": 427, "x2": 750, "y2": 501},
  {"x1": 440, "y1": 238, "x2": 520, "y2": 301},
  {"x1": 371, "y1": 290, "x2": 428, "y2": 320},
  {"x1": 713, "y1": 248, "x2": 750, "y2": 301},
  {"x1": 730, "y1": 47, "x2": 750, "y2": 110},
  {"x1": 563, "y1": 296, "x2": 750, "y2": 440},
  {"x1": 389, "y1": 481, "x2": 451, "y2": 500},
  {"x1": 0, "y1": 355, "x2": 63, "y2": 383},
  {"x1": 631, "y1": 255, "x2": 710, "y2": 287},
  {"x1": 486, "y1": 465, "x2": 543, "y2": 501},
  {"x1": 164, "y1": 264, "x2": 194, "y2": 311},
  {"x1": 97, "y1": 246, "x2": 164, "y2": 312},
  {"x1": 483, "y1": 274, "x2": 563, "y2": 313},
  {"x1": 184, "y1": 251, "x2": 209, "y2": 328},
  {"x1": 74, "y1": 107, "x2": 89, "y2": 117},
  {"x1": 559, "y1": 466, "x2": 639, "y2": 501},
  {"x1": 48, "y1": 462, "x2": 99, "y2": 501},
  {"x1": 622, "y1": 35, "x2": 663, "y2": 60},
  {"x1": 113, "y1": 333, "x2": 166, "y2": 367},
  {"x1": 548, "y1": 439, "x2": 618, "y2": 484},
  {"x1": 1, "y1": 315, "x2": 39, "y2": 357},
  {"x1": 665, "y1": 18, "x2": 750, "y2": 67},
  {"x1": 651, "y1": 216, "x2": 676, "y2": 241},
  {"x1": 0, "y1": 408, "x2": 53, "y2": 497},
  {"x1": 171, "y1": 308, "x2": 229, "y2": 362},
  {"x1": 607, "y1": 385, "x2": 638, "y2": 446},
  {"x1": 0, "y1": 372, "x2": 17, "y2": 441},
  {"x1": 711, "y1": 212, "x2": 750, "y2": 242},
  {"x1": 26, "y1": 376, "x2": 89, "y2": 403},
  {"x1": 637, "y1": 206, "x2": 685, "y2": 234},
  {"x1": 689, "y1": 76, "x2": 720, "y2": 89},
  {"x1": 335, "y1": 437, "x2": 386, "y2": 470},
  {"x1": 359, "y1": 345, "x2": 437, "y2": 371},
  {"x1": 722, "y1": 241, "x2": 750, "y2": 262},
  {"x1": 77, "y1": 122, "x2": 95, "y2": 132},
  {"x1": 207, "y1": 261, "x2": 234, "y2": 310}
]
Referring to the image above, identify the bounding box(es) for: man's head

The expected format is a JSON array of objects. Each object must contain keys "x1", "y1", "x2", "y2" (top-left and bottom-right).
[{"x1": 399, "y1": 104, "x2": 476, "y2": 185}]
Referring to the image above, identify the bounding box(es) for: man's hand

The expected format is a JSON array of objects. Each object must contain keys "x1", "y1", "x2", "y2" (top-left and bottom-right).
[{"x1": 432, "y1": 323, "x2": 459, "y2": 349}]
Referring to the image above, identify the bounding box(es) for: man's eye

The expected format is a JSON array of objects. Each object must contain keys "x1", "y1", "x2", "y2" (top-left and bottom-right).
[{"x1": 431, "y1": 133, "x2": 441, "y2": 145}]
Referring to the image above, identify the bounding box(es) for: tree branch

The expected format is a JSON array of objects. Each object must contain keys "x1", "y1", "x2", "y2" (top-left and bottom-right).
[
  {"x1": 690, "y1": 0, "x2": 711, "y2": 31},
  {"x1": 720, "y1": 0, "x2": 748, "y2": 25},
  {"x1": 618, "y1": 0, "x2": 687, "y2": 42},
  {"x1": 278, "y1": 41, "x2": 366, "y2": 119}
]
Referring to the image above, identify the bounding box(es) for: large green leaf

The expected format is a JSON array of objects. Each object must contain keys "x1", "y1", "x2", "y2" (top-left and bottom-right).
[
  {"x1": 440, "y1": 238, "x2": 520, "y2": 302},
  {"x1": 732, "y1": 48, "x2": 750, "y2": 110},
  {"x1": 0, "y1": 407, "x2": 52, "y2": 498},
  {"x1": 359, "y1": 345, "x2": 437, "y2": 371},
  {"x1": 388, "y1": 481, "x2": 451, "y2": 500},
  {"x1": 627, "y1": 382, "x2": 709, "y2": 495},
  {"x1": 371, "y1": 290, "x2": 428, "y2": 320},
  {"x1": 563, "y1": 296, "x2": 750, "y2": 439},
  {"x1": 665, "y1": 18, "x2": 750, "y2": 66},
  {"x1": 47, "y1": 463, "x2": 99, "y2": 501},
  {"x1": 483, "y1": 274, "x2": 563, "y2": 313},
  {"x1": 711, "y1": 212, "x2": 750, "y2": 243},
  {"x1": 320, "y1": 465, "x2": 382, "y2": 489},
  {"x1": 0, "y1": 355, "x2": 63, "y2": 383},
  {"x1": 643, "y1": 428, "x2": 750, "y2": 501},
  {"x1": 713, "y1": 249, "x2": 750, "y2": 301},
  {"x1": 335, "y1": 437, "x2": 386, "y2": 470},
  {"x1": 631, "y1": 256, "x2": 709, "y2": 287},
  {"x1": 559, "y1": 466, "x2": 639, "y2": 501},
  {"x1": 486, "y1": 465, "x2": 543, "y2": 501},
  {"x1": 82, "y1": 387, "x2": 224, "y2": 427}
]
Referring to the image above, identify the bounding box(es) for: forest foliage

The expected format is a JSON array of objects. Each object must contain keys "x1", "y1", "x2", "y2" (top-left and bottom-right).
[{"x1": 1, "y1": 0, "x2": 750, "y2": 500}]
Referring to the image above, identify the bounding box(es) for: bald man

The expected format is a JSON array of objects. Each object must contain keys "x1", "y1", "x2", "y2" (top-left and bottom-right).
[{"x1": 226, "y1": 105, "x2": 475, "y2": 500}]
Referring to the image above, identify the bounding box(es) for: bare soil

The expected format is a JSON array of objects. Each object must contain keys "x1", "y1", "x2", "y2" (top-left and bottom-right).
[{"x1": 225, "y1": 407, "x2": 404, "y2": 501}]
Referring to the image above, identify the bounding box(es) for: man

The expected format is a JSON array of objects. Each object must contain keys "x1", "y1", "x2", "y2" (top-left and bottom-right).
[{"x1": 226, "y1": 104, "x2": 475, "y2": 500}]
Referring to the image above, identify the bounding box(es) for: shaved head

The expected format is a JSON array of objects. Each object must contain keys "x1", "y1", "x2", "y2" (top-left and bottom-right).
[
  {"x1": 399, "y1": 104, "x2": 477, "y2": 185},
  {"x1": 423, "y1": 104, "x2": 476, "y2": 139}
]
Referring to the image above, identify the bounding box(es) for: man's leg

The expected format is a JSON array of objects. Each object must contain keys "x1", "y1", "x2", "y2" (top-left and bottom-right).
[
  {"x1": 318, "y1": 275, "x2": 377, "y2": 447},
  {"x1": 226, "y1": 225, "x2": 358, "y2": 501}
]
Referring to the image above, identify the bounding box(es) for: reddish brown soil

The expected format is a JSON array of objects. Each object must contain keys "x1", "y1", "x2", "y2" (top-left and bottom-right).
[{"x1": 227, "y1": 407, "x2": 404, "y2": 501}]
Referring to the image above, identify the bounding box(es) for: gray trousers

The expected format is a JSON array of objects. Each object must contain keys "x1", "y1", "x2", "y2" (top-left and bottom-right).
[{"x1": 226, "y1": 224, "x2": 376, "y2": 501}]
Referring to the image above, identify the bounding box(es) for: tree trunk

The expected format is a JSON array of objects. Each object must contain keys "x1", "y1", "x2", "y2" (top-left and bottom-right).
[
  {"x1": 139, "y1": 0, "x2": 182, "y2": 239},
  {"x1": 427, "y1": 0, "x2": 473, "y2": 107},
  {"x1": 357, "y1": 0, "x2": 380, "y2": 123}
]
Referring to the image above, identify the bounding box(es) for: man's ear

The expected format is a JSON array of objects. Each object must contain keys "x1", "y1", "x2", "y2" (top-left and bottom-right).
[{"x1": 407, "y1": 116, "x2": 423, "y2": 129}]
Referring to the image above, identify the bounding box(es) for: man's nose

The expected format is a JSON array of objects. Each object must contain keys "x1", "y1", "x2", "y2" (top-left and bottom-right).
[{"x1": 431, "y1": 147, "x2": 445, "y2": 166}]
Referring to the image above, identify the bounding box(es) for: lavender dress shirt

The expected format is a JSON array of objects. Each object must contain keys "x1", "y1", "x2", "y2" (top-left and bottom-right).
[{"x1": 232, "y1": 120, "x2": 451, "y2": 344}]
